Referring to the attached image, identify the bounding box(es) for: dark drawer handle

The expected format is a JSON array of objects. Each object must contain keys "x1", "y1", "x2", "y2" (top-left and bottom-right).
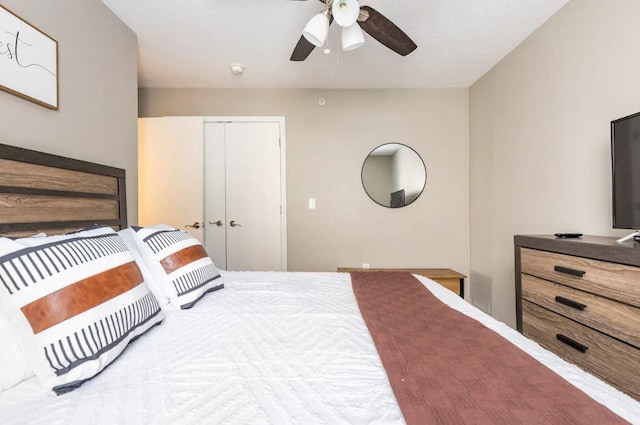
[
  {"x1": 554, "y1": 265, "x2": 586, "y2": 278},
  {"x1": 555, "y1": 296, "x2": 587, "y2": 311},
  {"x1": 557, "y1": 334, "x2": 588, "y2": 353}
]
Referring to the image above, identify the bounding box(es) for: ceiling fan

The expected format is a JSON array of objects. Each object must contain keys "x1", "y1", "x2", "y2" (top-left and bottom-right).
[{"x1": 290, "y1": 0, "x2": 417, "y2": 61}]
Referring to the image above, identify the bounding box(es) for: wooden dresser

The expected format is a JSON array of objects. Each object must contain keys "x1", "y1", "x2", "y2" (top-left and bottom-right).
[{"x1": 514, "y1": 235, "x2": 640, "y2": 400}]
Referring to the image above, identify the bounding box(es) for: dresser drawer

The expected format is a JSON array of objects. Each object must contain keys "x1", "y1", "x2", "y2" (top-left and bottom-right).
[
  {"x1": 522, "y1": 274, "x2": 640, "y2": 348},
  {"x1": 521, "y1": 247, "x2": 640, "y2": 308},
  {"x1": 523, "y1": 300, "x2": 640, "y2": 399}
]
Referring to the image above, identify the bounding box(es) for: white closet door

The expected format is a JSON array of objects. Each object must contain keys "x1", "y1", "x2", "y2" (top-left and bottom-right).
[
  {"x1": 139, "y1": 117, "x2": 285, "y2": 271},
  {"x1": 203, "y1": 121, "x2": 283, "y2": 271},
  {"x1": 138, "y1": 117, "x2": 204, "y2": 241},
  {"x1": 223, "y1": 122, "x2": 283, "y2": 271},
  {"x1": 204, "y1": 123, "x2": 227, "y2": 269}
]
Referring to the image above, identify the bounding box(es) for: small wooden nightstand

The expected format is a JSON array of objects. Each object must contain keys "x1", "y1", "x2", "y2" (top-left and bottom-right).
[{"x1": 337, "y1": 268, "x2": 467, "y2": 298}]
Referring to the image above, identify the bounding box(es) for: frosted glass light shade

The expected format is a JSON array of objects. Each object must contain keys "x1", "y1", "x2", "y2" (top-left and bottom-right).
[
  {"x1": 342, "y1": 23, "x2": 365, "y2": 51},
  {"x1": 303, "y1": 12, "x2": 330, "y2": 47},
  {"x1": 332, "y1": 0, "x2": 360, "y2": 27}
]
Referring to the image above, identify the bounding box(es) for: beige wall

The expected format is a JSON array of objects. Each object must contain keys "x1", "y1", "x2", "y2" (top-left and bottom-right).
[
  {"x1": 0, "y1": 0, "x2": 138, "y2": 223},
  {"x1": 470, "y1": 0, "x2": 640, "y2": 326},
  {"x1": 139, "y1": 88, "x2": 470, "y2": 277}
]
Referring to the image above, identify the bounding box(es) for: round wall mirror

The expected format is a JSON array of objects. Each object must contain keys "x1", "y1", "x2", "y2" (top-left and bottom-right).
[{"x1": 361, "y1": 143, "x2": 427, "y2": 208}]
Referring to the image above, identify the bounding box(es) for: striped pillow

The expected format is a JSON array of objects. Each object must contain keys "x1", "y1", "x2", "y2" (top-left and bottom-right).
[
  {"x1": 128, "y1": 225, "x2": 223, "y2": 309},
  {"x1": 0, "y1": 226, "x2": 164, "y2": 395},
  {"x1": 118, "y1": 227, "x2": 169, "y2": 308}
]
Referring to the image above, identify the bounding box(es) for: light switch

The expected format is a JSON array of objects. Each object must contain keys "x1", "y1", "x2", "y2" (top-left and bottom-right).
[{"x1": 308, "y1": 198, "x2": 316, "y2": 210}]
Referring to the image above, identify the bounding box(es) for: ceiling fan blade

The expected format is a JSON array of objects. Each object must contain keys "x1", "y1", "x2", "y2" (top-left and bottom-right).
[
  {"x1": 358, "y1": 6, "x2": 417, "y2": 56},
  {"x1": 290, "y1": 35, "x2": 316, "y2": 61}
]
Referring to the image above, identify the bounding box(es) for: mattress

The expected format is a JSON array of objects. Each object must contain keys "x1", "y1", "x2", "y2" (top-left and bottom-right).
[{"x1": 1, "y1": 272, "x2": 639, "y2": 424}]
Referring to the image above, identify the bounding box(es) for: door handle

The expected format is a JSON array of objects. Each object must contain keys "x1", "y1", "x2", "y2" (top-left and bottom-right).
[
  {"x1": 209, "y1": 220, "x2": 223, "y2": 227},
  {"x1": 185, "y1": 222, "x2": 201, "y2": 229},
  {"x1": 230, "y1": 220, "x2": 242, "y2": 227}
]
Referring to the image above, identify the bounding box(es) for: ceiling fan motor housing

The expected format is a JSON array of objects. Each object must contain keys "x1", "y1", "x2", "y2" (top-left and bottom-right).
[{"x1": 332, "y1": 0, "x2": 360, "y2": 27}]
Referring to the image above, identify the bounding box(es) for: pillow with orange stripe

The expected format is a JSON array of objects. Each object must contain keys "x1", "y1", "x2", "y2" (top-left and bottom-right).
[
  {"x1": 127, "y1": 225, "x2": 224, "y2": 309},
  {"x1": 0, "y1": 226, "x2": 164, "y2": 395}
]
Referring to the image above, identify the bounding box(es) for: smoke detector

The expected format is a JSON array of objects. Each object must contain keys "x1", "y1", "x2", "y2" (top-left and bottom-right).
[{"x1": 230, "y1": 63, "x2": 245, "y2": 75}]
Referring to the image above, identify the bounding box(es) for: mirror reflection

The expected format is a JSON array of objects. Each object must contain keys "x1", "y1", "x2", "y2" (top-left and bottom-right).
[{"x1": 361, "y1": 143, "x2": 427, "y2": 208}]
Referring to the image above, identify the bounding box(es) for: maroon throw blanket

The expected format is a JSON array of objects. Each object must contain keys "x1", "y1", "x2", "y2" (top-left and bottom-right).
[{"x1": 350, "y1": 271, "x2": 627, "y2": 425}]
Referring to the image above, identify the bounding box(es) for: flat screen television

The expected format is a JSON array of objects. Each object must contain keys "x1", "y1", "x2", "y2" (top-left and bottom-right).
[{"x1": 611, "y1": 112, "x2": 640, "y2": 230}]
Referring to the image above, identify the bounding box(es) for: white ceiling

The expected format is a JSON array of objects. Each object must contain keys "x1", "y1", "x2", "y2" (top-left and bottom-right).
[{"x1": 100, "y1": 0, "x2": 569, "y2": 89}]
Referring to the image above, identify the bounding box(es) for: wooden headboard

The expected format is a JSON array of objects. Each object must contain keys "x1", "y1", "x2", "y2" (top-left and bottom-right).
[{"x1": 0, "y1": 144, "x2": 127, "y2": 237}]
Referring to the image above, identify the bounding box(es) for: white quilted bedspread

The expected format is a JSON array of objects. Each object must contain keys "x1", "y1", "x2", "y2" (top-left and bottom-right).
[
  {"x1": 2, "y1": 271, "x2": 640, "y2": 424},
  {"x1": 0, "y1": 272, "x2": 404, "y2": 425}
]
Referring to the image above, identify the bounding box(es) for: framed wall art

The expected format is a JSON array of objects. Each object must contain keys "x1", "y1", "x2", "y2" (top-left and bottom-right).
[{"x1": 0, "y1": 5, "x2": 58, "y2": 110}]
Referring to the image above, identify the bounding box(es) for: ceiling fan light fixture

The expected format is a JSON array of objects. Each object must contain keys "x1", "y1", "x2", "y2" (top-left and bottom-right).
[
  {"x1": 341, "y1": 22, "x2": 365, "y2": 51},
  {"x1": 332, "y1": 0, "x2": 360, "y2": 27},
  {"x1": 302, "y1": 11, "x2": 330, "y2": 47}
]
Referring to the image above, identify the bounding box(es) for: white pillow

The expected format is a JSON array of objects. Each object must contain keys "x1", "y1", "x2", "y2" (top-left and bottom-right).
[
  {"x1": 0, "y1": 308, "x2": 33, "y2": 391},
  {"x1": 128, "y1": 225, "x2": 224, "y2": 309},
  {"x1": 0, "y1": 233, "x2": 49, "y2": 391},
  {"x1": 118, "y1": 228, "x2": 170, "y2": 308},
  {"x1": 0, "y1": 226, "x2": 164, "y2": 394}
]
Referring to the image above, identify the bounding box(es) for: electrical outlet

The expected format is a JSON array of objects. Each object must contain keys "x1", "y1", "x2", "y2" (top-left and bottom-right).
[
  {"x1": 308, "y1": 198, "x2": 316, "y2": 210},
  {"x1": 362, "y1": 263, "x2": 370, "y2": 269}
]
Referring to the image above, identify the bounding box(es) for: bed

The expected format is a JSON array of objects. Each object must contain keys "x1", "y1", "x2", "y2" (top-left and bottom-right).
[{"x1": 0, "y1": 144, "x2": 639, "y2": 425}]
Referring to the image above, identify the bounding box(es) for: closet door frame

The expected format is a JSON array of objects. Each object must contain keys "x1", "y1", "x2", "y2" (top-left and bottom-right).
[{"x1": 203, "y1": 116, "x2": 287, "y2": 271}]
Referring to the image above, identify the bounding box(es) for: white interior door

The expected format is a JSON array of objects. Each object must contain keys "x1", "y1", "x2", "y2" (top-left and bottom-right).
[
  {"x1": 139, "y1": 117, "x2": 285, "y2": 271},
  {"x1": 138, "y1": 117, "x2": 204, "y2": 241},
  {"x1": 204, "y1": 123, "x2": 227, "y2": 269},
  {"x1": 204, "y1": 121, "x2": 284, "y2": 271},
  {"x1": 225, "y1": 122, "x2": 282, "y2": 271}
]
